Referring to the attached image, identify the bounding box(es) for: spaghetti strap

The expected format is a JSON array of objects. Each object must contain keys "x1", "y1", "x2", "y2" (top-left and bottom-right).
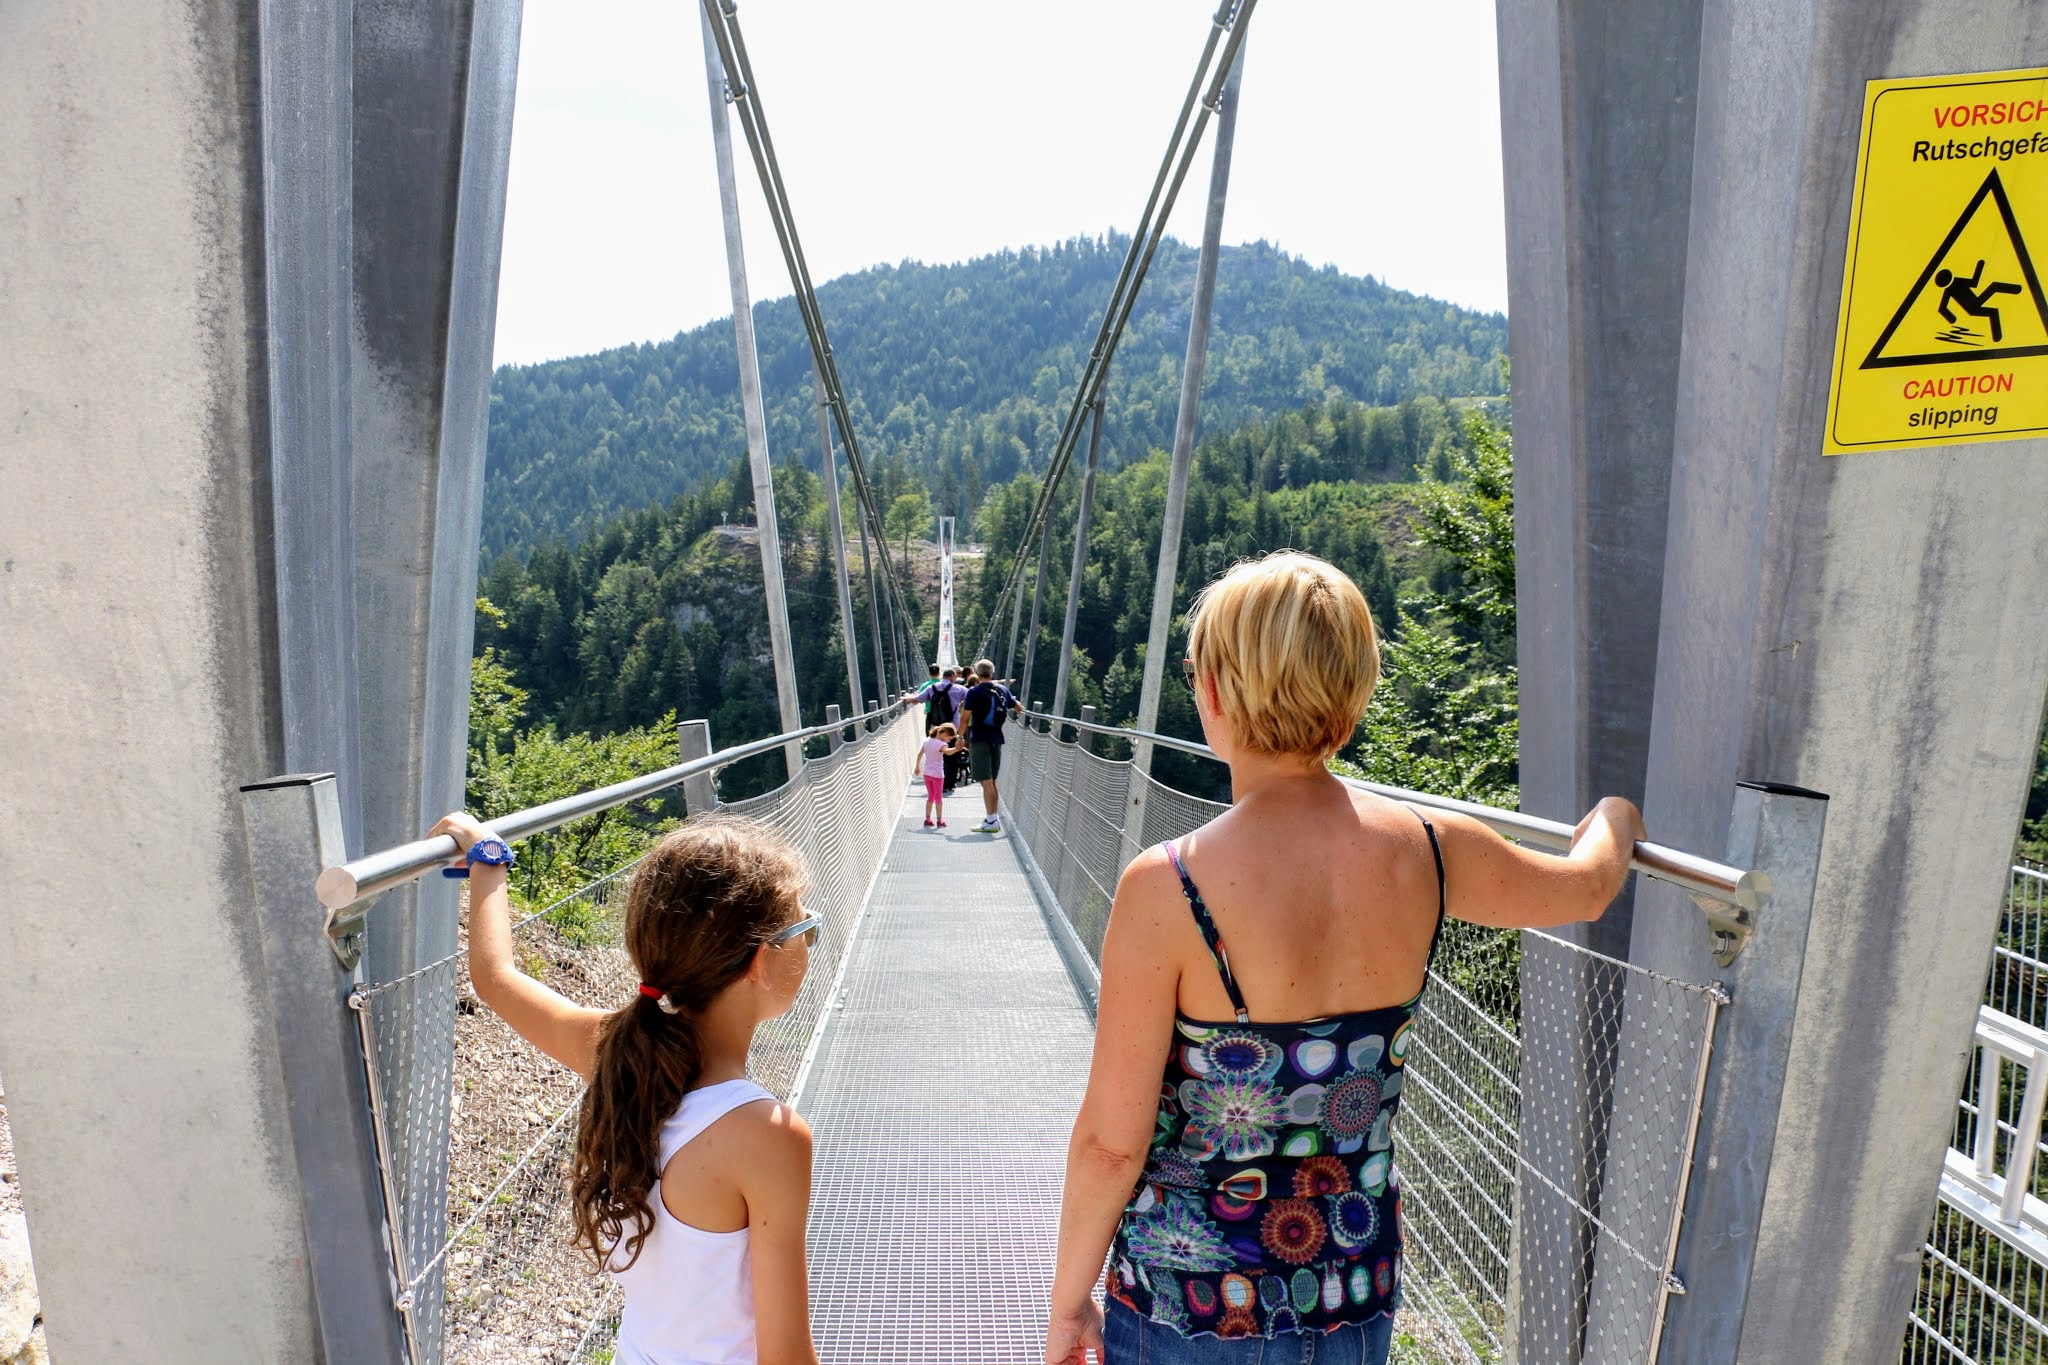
[
  {"x1": 1413, "y1": 809, "x2": 1448, "y2": 970},
  {"x1": 1162, "y1": 840, "x2": 1250, "y2": 1024}
]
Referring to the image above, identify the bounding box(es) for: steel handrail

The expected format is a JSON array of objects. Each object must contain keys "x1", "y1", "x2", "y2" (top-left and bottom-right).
[
  {"x1": 1027, "y1": 708, "x2": 1768, "y2": 914},
  {"x1": 316, "y1": 704, "x2": 899, "y2": 911}
]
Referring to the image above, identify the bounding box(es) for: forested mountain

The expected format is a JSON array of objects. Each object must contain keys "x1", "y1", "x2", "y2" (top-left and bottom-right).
[
  {"x1": 476, "y1": 391, "x2": 1499, "y2": 799},
  {"x1": 483, "y1": 236, "x2": 1506, "y2": 563}
]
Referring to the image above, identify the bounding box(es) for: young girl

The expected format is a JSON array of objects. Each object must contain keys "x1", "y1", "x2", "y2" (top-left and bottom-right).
[
  {"x1": 429, "y1": 812, "x2": 823, "y2": 1365},
  {"x1": 916, "y1": 722, "x2": 965, "y2": 828}
]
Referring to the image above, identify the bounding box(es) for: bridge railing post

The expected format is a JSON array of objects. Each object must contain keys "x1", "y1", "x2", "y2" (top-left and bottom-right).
[
  {"x1": 1635, "y1": 782, "x2": 1828, "y2": 1361},
  {"x1": 824, "y1": 704, "x2": 844, "y2": 755},
  {"x1": 679, "y1": 719, "x2": 717, "y2": 817},
  {"x1": 239, "y1": 773, "x2": 415, "y2": 1362}
]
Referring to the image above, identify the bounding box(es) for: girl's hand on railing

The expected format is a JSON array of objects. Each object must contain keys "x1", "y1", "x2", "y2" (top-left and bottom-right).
[
  {"x1": 432, "y1": 809, "x2": 605, "y2": 1080},
  {"x1": 429, "y1": 811, "x2": 493, "y2": 865}
]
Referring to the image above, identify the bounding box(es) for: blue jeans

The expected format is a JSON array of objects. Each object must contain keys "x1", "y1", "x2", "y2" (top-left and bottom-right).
[{"x1": 1103, "y1": 1299, "x2": 1394, "y2": 1365}]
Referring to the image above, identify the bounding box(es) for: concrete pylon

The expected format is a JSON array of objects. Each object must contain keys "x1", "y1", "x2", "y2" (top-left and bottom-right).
[
  {"x1": 1628, "y1": 13, "x2": 2048, "y2": 1360},
  {"x1": 1498, "y1": 0, "x2": 1705, "y2": 959},
  {"x1": 0, "y1": 2, "x2": 367, "y2": 1357},
  {"x1": 1493, "y1": 2, "x2": 1708, "y2": 1353},
  {"x1": 351, "y1": 0, "x2": 522, "y2": 983},
  {"x1": 350, "y1": 8, "x2": 523, "y2": 1343}
]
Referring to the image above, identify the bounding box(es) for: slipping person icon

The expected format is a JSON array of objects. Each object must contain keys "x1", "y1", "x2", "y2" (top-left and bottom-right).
[{"x1": 1936, "y1": 260, "x2": 2022, "y2": 342}]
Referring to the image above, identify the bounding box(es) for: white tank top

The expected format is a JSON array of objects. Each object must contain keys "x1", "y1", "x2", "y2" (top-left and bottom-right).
[{"x1": 610, "y1": 1077, "x2": 776, "y2": 1365}]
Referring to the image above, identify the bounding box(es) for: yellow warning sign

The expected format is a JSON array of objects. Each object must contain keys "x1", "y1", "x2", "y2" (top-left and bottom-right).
[{"x1": 1826, "y1": 67, "x2": 2048, "y2": 453}]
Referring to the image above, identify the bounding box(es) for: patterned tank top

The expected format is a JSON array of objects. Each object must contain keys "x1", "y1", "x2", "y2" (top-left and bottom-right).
[{"x1": 1107, "y1": 814, "x2": 1445, "y2": 1340}]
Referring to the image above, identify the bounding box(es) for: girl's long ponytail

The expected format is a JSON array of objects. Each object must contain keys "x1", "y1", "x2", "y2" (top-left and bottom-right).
[
  {"x1": 571, "y1": 994, "x2": 704, "y2": 1270},
  {"x1": 566, "y1": 820, "x2": 807, "y2": 1272}
]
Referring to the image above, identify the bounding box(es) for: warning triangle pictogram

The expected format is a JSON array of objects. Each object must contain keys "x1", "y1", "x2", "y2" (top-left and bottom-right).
[{"x1": 1861, "y1": 169, "x2": 2048, "y2": 369}]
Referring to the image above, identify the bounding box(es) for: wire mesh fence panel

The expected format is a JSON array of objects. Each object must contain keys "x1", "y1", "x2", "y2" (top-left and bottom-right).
[
  {"x1": 350, "y1": 713, "x2": 919, "y2": 1363},
  {"x1": 1129, "y1": 764, "x2": 1229, "y2": 854},
  {"x1": 568, "y1": 1286, "x2": 623, "y2": 1365},
  {"x1": 1399, "y1": 920, "x2": 1521, "y2": 1365},
  {"x1": 1005, "y1": 724, "x2": 1134, "y2": 959},
  {"x1": 1003, "y1": 731, "x2": 1724, "y2": 1365}
]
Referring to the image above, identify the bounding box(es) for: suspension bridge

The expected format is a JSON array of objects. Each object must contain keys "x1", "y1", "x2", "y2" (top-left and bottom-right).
[{"x1": 3, "y1": 2, "x2": 2046, "y2": 1364}]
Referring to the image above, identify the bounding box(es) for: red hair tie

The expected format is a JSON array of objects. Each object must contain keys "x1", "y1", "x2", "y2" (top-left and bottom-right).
[{"x1": 638, "y1": 983, "x2": 679, "y2": 1014}]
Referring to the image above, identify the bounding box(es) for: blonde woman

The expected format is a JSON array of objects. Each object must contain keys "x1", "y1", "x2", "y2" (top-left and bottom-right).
[{"x1": 1045, "y1": 551, "x2": 1644, "y2": 1364}]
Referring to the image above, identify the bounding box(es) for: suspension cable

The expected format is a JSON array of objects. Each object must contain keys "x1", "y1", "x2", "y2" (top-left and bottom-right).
[
  {"x1": 699, "y1": 0, "x2": 924, "y2": 680},
  {"x1": 975, "y1": 0, "x2": 1258, "y2": 659}
]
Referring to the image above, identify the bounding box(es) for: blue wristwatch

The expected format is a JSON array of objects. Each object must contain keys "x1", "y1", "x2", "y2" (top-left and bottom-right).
[{"x1": 443, "y1": 835, "x2": 515, "y2": 878}]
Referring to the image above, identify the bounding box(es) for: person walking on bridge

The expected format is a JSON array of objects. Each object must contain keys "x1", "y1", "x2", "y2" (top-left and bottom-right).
[
  {"x1": 916, "y1": 722, "x2": 965, "y2": 828},
  {"x1": 900, "y1": 664, "x2": 950, "y2": 729},
  {"x1": 963, "y1": 658, "x2": 1022, "y2": 833},
  {"x1": 1045, "y1": 551, "x2": 1644, "y2": 1364},
  {"x1": 944, "y1": 668, "x2": 972, "y2": 793}
]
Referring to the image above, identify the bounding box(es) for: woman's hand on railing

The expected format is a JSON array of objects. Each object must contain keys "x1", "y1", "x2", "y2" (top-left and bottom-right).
[
  {"x1": 1573, "y1": 796, "x2": 1648, "y2": 908},
  {"x1": 1430, "y1": 794, "x2": 1651, "y2": 931},
  {"x1": 1044, "y1": 1298, "x2": 1104, "y2": 1365}
]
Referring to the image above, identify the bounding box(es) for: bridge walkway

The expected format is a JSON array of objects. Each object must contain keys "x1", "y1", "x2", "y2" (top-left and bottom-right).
[{"x1": 801, "y1": 780, "x2": 1095, "y2": 1363}]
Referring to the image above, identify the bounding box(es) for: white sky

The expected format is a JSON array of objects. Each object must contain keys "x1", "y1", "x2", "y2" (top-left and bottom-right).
[{"x1": 492, "y1": 0, "x2": 1508, "y2": 367}]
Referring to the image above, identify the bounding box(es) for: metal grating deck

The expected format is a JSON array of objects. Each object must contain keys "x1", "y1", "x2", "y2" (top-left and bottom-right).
[{"x1": 801, "y1": 782, "x2": 1096, "y2": 1362}]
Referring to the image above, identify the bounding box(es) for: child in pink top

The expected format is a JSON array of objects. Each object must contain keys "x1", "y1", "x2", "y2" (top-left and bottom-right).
[{"x1": 917, "y1": 724, "x2": 965, "y2": 827}]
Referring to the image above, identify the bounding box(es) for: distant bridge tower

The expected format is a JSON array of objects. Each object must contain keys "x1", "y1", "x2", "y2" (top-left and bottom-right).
[{"x1": 935, "y1": 516, "x2": 960, "y2": 671}]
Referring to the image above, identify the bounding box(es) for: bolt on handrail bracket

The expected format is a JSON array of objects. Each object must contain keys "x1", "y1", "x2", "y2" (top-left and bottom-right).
[{"x1": 1693, "y1": 885, "x2": 1766, "y2": 968}]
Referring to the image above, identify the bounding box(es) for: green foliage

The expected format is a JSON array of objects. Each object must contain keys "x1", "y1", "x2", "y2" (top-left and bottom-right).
[
  {"x1": 960, "y1": 391, "x2": 1446, "y2": 800},
  {"x1": 483, "y1": 237, "x2": 1507, "y2": 563},
  {"x1": 1342, "y1": 409, "x2": 1520, "y2": 806},
  {"x1": 467, "y1": 630, "x2": 682, "y2": 935},
  {"x1": 478, "y1": 390, "x2": 1470, "y2": 804},
  {"x1": 1410, "y1": 411, "x2": 1515, "y2": 632},
  {"x1": 1340, "y1": 611, "x2": 1518, "y2": 807},
  {"x1": 474, "y1": 452, "x2": 883, "y2": 800},
  {"x1": 886, "y1": 488, "x2": 933, "y2": 558}
]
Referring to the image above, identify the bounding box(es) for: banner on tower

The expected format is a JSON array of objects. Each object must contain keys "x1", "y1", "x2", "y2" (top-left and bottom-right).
[{"x1": 1825, "y1": 66, "x2": 2048, "y2": 454}]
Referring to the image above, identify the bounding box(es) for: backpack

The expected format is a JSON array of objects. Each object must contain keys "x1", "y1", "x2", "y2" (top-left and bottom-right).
[
  {"x1": 927, "y1": 683, "x2": 955, "y2": 725},
  {"x1": 974, "y1": 683, "x2": 1011, "y2": 733}
]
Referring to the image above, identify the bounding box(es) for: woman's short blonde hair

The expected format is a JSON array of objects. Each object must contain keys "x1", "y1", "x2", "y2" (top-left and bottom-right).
[{"x1": 1186, "y1": 551, "x2": 1380, "y2": 758}]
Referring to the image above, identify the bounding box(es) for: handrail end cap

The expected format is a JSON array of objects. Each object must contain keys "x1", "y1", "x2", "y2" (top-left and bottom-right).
[{"x1": 316, "y1": 865, "x2": 360, "y2": 912}]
